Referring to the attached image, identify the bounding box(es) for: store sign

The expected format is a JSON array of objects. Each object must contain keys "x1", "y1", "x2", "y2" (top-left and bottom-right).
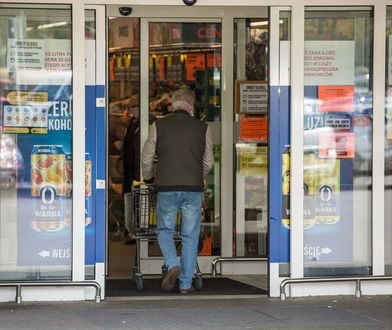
[{"x1": 172, "y1": 23, "x2": 221, "y2": 44}]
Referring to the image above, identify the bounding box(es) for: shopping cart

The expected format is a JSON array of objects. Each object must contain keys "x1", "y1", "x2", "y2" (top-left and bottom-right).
[{"x1": 124, "y1": 181, "x2": 203, "y2": 291}]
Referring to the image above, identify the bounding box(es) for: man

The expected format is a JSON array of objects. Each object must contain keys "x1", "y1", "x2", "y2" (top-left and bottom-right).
[{"x1": 141, "y1": 88, "x2": 214, "y2": 293}]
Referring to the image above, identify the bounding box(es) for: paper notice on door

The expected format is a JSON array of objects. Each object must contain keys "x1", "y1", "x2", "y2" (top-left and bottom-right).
[
  {"x1": 318, "y1": 86, "x2": 354, "y2": 113},
  {"x1": 239, "y1": 117, "x2": 268, "y2": 141},
  {"x1": 319, "y1": 131, "x2": 355, "y2": 159},
  {"x1": 7, "y1": 39, "x2": 45, "y2": 71}
]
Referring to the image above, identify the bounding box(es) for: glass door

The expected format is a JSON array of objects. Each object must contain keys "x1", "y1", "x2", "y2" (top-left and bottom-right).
[
  {"x1": 106, "y1": 15, "x2": 222, "y2": 277},
  {"x1": 0, "y1": 4, "x2": 73, "y2": 281}
]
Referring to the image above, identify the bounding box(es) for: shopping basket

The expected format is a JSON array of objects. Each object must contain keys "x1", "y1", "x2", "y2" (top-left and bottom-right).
[{"x1": 124, "y1": 181, "x2": 203, "y2": 291}]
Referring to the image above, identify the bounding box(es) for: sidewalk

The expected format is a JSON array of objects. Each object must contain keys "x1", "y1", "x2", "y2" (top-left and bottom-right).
[{"x1": 1, "y1": 295, "x2": 392, "y2": 329}]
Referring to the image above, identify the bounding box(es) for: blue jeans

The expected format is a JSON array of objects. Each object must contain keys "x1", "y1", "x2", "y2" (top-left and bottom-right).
[{"x1": 156, "y1": 191, "x2": 202, "y2": 289}]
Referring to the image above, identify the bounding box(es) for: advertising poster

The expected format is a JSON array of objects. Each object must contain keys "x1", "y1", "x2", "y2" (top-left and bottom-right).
[
  {"x1": 239, "y1": 117, "x2": 268, "y2": 142},
  {"x1": 303, "y1": 159, "x2": 353, "y2": 263},
  {"x1": 4, "y1": 39, "x2": 73, "y2": 266},
  {"x1": 2, "y1": 91, "x2": 49, "y2": 134},
  {"x1": 281, "y1": 146, "x2": 290, "y2": 230},
  {"x1": 302, "y1": 40, "x2": 355, "y2": 265},
  {"x1": 15, "y1": 85, "x2": 73, "y2": 266},
  {"x1": 186, "y1": 54, "x2": 205, "y2": 81}
]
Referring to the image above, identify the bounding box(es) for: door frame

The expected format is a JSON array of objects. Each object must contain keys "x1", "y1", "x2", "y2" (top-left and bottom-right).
[{"x1": 105, "y1": 5, "x2": 276, "y2": 283}]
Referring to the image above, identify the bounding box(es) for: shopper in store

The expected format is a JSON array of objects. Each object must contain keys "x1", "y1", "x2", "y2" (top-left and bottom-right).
[{"x1": 141, "y1": 88, "x2": 213, "y2": 293}]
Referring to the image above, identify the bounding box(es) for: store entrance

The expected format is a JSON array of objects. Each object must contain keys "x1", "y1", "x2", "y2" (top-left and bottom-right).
[{"x1": 105, "y1": 6, "x2": 272, "y2": 297}]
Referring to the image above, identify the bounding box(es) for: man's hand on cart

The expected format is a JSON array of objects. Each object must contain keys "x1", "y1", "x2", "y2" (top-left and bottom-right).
[{"x1": 132, "y1": 180, "x2": 154, "y2": 189}]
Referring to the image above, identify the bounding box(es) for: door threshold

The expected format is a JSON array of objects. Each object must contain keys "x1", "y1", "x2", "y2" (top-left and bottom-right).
[{"x1": 106, "y1": 294, "x2": 268, "y2": 301}]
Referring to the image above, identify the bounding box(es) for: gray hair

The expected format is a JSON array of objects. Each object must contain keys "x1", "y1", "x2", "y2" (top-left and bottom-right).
[{"x1": 171, "y1": 88, "x2": 195, "y2": 112}]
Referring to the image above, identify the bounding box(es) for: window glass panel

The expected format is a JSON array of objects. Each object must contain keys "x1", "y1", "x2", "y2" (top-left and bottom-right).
[
  {"x1": 303, "y1": 8, "x2": 373, "y2": 276},
  {"x1": 107, "y1": 17, "x2": 140, "y2": 277},
  {"x1": 278, "y1": 10, "x2": 291, "y2": 277},
  {"x1": 234, "y1": 18, "x2": 268, "y2": 257},
  {"x1": 0, "y1": 5, "x2": 72, "y2": 280},
  {"x1": 385, "y1": 6, "x2": 392, "y2": 275}
]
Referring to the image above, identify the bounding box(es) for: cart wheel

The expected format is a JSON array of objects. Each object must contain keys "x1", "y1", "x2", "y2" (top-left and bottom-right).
[
  {"x1": 136, "y1": 275, "x2": 143, "y2": 291},
  {"x1": 194, "y1": 273, "x2": 203, "y2": 291}
]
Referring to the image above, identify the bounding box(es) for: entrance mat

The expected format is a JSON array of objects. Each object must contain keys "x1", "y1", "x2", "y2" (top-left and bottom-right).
[{"x1": 106, "y1": 277, "x2": 267, "y2": 296}]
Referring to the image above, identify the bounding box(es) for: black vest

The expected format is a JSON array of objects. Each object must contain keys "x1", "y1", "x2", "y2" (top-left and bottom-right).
[{"x1": 155, "y1": 110, "x2": 207, "y2": 192}]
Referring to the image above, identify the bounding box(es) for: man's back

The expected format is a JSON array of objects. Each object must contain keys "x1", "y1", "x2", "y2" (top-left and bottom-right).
[{"x1": 155, "y1": 110, "x2": 208, "y2": 191}]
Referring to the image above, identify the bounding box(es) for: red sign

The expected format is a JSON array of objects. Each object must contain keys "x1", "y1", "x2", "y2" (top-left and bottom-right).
[
  {"x1": 319, "y1": 131, "x2": 355, "y2": 158},
  {"x1": 239, "y1": 117, "x2": 268, "y2": 142},
  {"x1": 186, "y1": 54, "x2": 205, "y2": 81},
  {"x1": 318, "y1": 86, "x2": 354, "y2": 113}
]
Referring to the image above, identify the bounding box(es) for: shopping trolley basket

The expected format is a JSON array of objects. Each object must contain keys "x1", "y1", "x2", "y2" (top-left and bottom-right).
[{"x1": 124, "y1": 181, "x2": 203, "y2": 291}]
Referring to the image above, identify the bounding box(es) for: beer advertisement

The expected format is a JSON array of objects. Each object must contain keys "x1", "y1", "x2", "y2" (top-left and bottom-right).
[
  {"x1": 5, "y1": 39, "x2": 98, "y2": 267},
  {"x1": 15, "y1": 84, "x2": 73, "y2": 266}
]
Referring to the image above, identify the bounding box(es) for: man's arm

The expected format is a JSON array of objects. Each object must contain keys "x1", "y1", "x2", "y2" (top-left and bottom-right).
[
  {"x1": 141, "y1": 123, "x2": 157, "y2": 184},
  {"x1": 202, "y1": 125, "x2": 214, "y2": 178}
]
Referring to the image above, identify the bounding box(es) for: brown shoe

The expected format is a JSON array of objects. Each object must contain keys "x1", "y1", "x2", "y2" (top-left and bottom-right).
[
  {"x1": 161, "y1": 266, "x2": 181, "y2": 292},
  {"x1": 179, "y1": 286, "x2": 195, "y2": 294}
]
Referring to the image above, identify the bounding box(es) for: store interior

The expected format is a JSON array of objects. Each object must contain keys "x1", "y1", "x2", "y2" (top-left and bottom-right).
[{"x1": 106, "y1": 17, "x2": 269, "y2": 295}]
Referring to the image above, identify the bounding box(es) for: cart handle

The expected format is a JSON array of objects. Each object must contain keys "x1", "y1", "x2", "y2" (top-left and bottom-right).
[
  {"x1": 132, "y1": 180, "x2": 145, "y2": 187},
  {"x1": 132, "y1": 180, "x2": 206, "y2": 187}
]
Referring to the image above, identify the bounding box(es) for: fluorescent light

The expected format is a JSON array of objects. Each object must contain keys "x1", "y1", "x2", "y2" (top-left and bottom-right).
[
  {"x1": 37, "y1": 21, "x2": 67, "y2": 30},
  {"x1": 250, "y1": 21, "x2": 268, "y2": 27},
  {"x1": 26, "y1": 27, "x2": 33, "y2": 32},
  {"x1": 250, "y1": 19, "x2": 284, "y2": 27}
]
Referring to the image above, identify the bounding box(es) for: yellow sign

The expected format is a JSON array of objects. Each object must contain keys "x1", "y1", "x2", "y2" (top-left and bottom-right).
[
  {"x1": 239, "y1": 146, "x2": 268, "y2": 176},
  {"x1": 31, "y1": 128, "x2": 48, "y2": 134},
  {"x1": 7, "y1": 91, "x2": 48, "y2": 105},
  {"x1": 3, "y1": 127, "x2": 30, "y2": 134}
]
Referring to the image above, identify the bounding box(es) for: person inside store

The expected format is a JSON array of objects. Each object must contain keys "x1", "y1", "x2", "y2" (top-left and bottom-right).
[{"x1": 141, "y1": 88, "x2": 213, "y2": 294}]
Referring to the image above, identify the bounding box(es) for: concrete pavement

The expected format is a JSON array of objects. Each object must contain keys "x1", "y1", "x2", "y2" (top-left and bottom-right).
[{"x1": 1, "y1": 295, "x2": 392, "y2": 329}]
